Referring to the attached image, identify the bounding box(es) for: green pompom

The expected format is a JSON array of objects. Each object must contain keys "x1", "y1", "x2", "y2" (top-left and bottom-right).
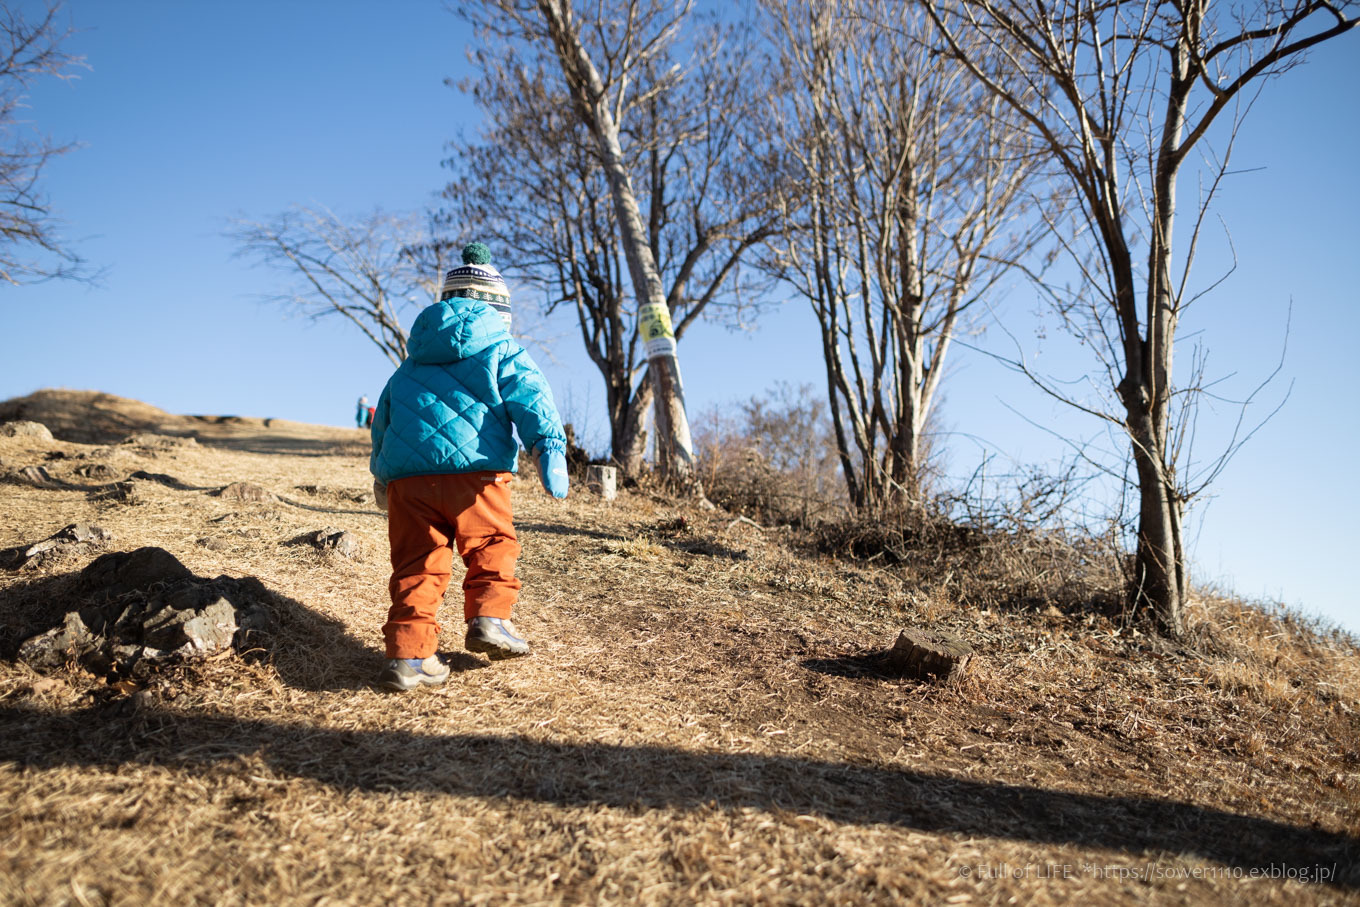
[{"x1": 461, "y1": 242, "x2": 492, "y2": 265}]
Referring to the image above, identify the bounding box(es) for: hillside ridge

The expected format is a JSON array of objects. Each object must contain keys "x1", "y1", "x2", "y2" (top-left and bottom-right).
[{"x1": 0, "y1": 393, "x2": 1357, "y2": 904}]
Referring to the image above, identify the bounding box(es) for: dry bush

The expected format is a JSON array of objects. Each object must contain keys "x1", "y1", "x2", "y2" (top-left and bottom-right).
[
  {"x1": 694, "y1": 390, "x2": 1132, "y2": 622},
  {"x1": 1188, "y1": 588, "x2": 1360, "y2": 709},
  {"x1": 807, "y1": 504, "x2": 1127, "y2": 621},
  {"x1": 693, "y1": 383, "x2": 846, "y2": 527}
]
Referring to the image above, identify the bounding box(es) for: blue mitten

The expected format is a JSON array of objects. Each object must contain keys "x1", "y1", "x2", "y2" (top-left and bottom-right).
[{"x1": 534, "y1": 443, "x2": 569, "y2": 499}]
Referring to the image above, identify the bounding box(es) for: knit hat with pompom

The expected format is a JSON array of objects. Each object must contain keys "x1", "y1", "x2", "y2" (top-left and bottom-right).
[{"x1": 440, "y1": 242, "x2": 511, "y2": 331}]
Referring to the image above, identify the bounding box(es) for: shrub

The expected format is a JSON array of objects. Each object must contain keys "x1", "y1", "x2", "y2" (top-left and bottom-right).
[{"x1": 693, "y1": 383, "x2": 847, "y2": 526}]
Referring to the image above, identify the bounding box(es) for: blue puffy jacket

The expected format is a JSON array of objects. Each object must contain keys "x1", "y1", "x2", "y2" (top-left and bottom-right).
[{"x1": 369, "y1": 298, "x2": 566, "y2": 484}]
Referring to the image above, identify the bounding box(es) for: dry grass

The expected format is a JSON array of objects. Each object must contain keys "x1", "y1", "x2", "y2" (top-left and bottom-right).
[{"x1": 0, "y1": 390, "x2": 1357, "y2": 906}]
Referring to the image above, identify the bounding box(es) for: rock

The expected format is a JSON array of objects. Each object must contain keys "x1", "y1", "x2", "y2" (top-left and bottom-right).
[
  {"x1": 17, "y1": 611, "x2": 100, "y2": 669},
  {"x1": 215, "y1": 482, "x2": 274, "y2": 503},
  {"x1": 11, "y1": 465, "x2": 56, "y2": 487},
  {"x1": 121, "y1": 433, "x2": 197, "y2": 449},
  {"x1": 90, "y1": 481, "x2": 138, "y2": 503},
  {"x1": 46, "y1": 523, "x2": 112, "y2": 547},
  {"x1": 0, "y1": 420, "x2": 54, "y2": 441},
  {"x1": 23, "y1": 522, "x2": 111, "y2": 555},
  {"x1": 310, "y1": 527, "x2": 361, "y2": 559},
  {"x1": 142, "y1": 589, "x2": 238, "y2": 654},
  {"x1": 78, "y1": 547, "x2": 194, "y2": 602},
  {"x1": 17, "y1": 548, "x2": 272, "y2": 675},
  {"x1": 74, "y1": 463, "x2": 121, "y2": 481},
  {"x1": 180, "y1": 598, "x2": 240, "y2": 653},
  {"x1": 3, "y1": 523, "x2": 112, "y2": 570},
  {"x1": 110, "y1": 643, "x2": 145, "y2": 664}
]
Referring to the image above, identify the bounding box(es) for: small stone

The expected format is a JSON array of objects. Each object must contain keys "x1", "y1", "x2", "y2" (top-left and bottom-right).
[
  {"x1": 90, "y1": 481, "x2": 138, "y2": 503},
  {"x1": 111, "y1": 643, "x2": 145, "y2": 664},
  {"x1": 179, "y1": 598, "x2": 239, "y2": 653},
  {"x1": 141, "y1": 592, "x2": 238, "y2": 654},
  {"x1": 75, "y1": 463, "x2": 121, "y2": 480},
  {"x1": 311, "y1": 527, "x2": 361, "y2": 559},
  {"x1": 0, "y1": 420, "x2": 54, "y2": 441},
  {"x1": 121, "y1": 433, "x2": 197, "y2": 449},
  {"x1": 215, "y1": 482, "x2": 274, "y2": 503},
  {"x1": 55, "y1": 523, "x2": 112, "y2": 546},
  {"x1": 18, "y1": 611, "x2": 99, "y2": 669},
  {"x1": 13, "y1": 465, "x2": 55, "y2": 486},
  {"x1": 9, "y1": 523, "x2": 113, "y2": 569}
]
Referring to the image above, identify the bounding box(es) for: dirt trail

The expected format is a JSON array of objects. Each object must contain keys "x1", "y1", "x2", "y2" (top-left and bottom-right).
[{"x1": 0, "y1": 392, "x2": 1357, "y2": 905}]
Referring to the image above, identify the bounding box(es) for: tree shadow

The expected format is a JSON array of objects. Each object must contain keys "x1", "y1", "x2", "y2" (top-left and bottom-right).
[
  {"x1": 193, "y1": 437, "x2": 371, "y2": 457},
  {"x1": 517, "y1": 522, "x2": 625, "y2": 542},
  {"x1": 802, "y1": 650, "x2": 897, "y2": 679},
  {"x1": 236, "y1": 576, "x2": 385, "y2": 691},
  {"x1": 0, "y1": 701, "x2": 1353, "y2": 889},
  {"x1": 660, "y1": 535, "x2": 750, "y2": 561}
]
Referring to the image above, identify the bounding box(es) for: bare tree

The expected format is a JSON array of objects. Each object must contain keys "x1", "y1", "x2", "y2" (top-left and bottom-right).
[
  {"x1": 0, "y1": 1, "x2": 85, "y2": 286},
  {"x1": 460, "y1": 0, "x2": 766, "y2": 490},
  {"x1": 446, "y1": 9, "x2": 776, "y2": 477},
  {"x1": 229, "y1": 207, "x2": 449, "y2": 367},
  {"x1": 760, "y1": 0, "x2": 1040, "y2": 513},
  {"x1": 924, "y1": 0, "x2": 1358, "y2": 635}
]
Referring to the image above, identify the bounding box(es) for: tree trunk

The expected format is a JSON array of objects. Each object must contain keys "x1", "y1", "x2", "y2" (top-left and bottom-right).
[
  {"x1": 614, "y1": 377, "x2": 652, "y2": 479},
  {"x1": 535, "y1": 0, "x2": 701, "y2": 492},
  {"x1": 1128, "y1": 419, "x2": 1186, "y2": 637}
]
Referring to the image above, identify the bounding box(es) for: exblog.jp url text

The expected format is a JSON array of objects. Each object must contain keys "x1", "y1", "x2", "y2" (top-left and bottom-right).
[{"x1": 955, "y1": 862, "x2": 1337, "y2": 884}]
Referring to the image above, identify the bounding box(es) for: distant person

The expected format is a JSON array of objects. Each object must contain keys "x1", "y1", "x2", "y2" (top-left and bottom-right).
[
  {"x1": 368, "y1": 241, "x2": 569, "y2": 692},
  {"x1": 365, "y1": 405, "x2": 375, "y2": 428},
  {"x1": 356, "y1": 394, "x2": 368, "y2": 428}
]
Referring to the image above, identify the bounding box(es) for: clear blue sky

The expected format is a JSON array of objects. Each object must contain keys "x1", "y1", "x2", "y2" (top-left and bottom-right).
[{"x1": 2, "y1": 2, "x2": 1357, "y2": 633}]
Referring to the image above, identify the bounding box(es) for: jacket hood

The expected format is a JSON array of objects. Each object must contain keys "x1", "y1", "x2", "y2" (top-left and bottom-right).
[{"x1": 406, "y1": 299, "x2": 508, "y2": 364}]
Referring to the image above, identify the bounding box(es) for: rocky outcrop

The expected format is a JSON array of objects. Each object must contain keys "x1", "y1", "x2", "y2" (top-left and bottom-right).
[{"x1": 16, "y1": 547, "x2": 271, "y2": 676}]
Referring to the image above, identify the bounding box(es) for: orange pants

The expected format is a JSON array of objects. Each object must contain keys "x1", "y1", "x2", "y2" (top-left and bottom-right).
[{"x1": 383, "y1": 472, "x2": 521, "y2": 659}]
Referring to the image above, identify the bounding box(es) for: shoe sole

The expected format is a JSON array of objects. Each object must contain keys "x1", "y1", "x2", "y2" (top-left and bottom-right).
[{"x1": 465, "y1": 637, "x2": 530, "y2": 660}]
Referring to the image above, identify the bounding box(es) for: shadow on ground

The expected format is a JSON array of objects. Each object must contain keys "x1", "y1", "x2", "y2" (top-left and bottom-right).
[
  {"x1": 0, "y1": 702, "x2": 1353, "y2": 890},
  {"x1": 191, "y1": 435, "x2": 371, "y2": 457},
  {"x1": 801, "y1": 651, "x2": 896, "y2": 679},
  {"x1": 518, "y1": 522, "x2": 625, "y2": 542},
  {"x1": 0, "y1": 563, "x2": 380, "y2": 692}
]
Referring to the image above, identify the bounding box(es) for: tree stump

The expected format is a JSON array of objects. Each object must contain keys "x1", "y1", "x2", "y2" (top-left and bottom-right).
[
  {"x1": 888, "y1": 628, "x2": 973, "y2": 682},
  {"x1": 585, "y1": 465, "x2": 617, "y2": 500}
]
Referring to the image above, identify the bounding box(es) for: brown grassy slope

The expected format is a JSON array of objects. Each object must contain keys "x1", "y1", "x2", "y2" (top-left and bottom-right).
[
  {"x1": 0, "y1": 392, "x2": 1357, "y2": 906},
  {"x1": 0, "y1": 388, "x2": 367, "y2": 454}
]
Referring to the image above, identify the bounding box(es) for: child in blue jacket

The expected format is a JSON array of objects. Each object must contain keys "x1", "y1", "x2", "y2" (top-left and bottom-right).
[{"x1": 369, "y1": 242, "x2": 569, "y2": 692}]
